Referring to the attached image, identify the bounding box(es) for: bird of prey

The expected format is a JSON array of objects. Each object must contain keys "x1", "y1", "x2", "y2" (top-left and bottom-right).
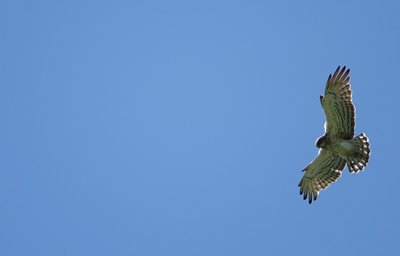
[{"x1": 298, "y1": 66, "x2": 370, "y2": 204}]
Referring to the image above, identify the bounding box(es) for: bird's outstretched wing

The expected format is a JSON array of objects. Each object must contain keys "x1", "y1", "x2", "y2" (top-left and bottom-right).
[
  {"x1": 298, "y1": 149, "x2": 346, "y2": 204},
  {"x1": 320, "y1": 66, "x2": 355, "y2": 139}
]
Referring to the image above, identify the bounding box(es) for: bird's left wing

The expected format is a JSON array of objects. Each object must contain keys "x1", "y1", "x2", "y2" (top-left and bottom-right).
[
  {"x1": 320, "y1": 66, "x2": 355, "y2": 139},
  {"x1": 298, "y1": 149, "x2": 346, "y2": 204}
]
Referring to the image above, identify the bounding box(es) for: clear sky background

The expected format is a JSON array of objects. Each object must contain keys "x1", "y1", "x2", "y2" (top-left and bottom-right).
[{"x1": 1, "y1": 0, "x2": 400, "y2": 255}]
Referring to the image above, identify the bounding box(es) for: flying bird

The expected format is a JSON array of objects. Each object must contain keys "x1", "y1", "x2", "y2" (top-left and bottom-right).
[{"x1": 298, "y1": 66, "x2": 370, "y2": 204}]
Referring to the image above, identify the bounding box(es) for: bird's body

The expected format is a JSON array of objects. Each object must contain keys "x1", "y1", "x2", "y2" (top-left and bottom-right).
[
  {"x1": 298, "y1": 66, "x2": 370, "y2": 204},
  {"x1": 317, "y1": 135, "x2": 359, "y2": 158}
]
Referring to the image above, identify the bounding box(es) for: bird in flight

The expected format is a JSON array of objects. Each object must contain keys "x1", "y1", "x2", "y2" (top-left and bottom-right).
[{"x1": 298, "y1": 66, "x2": 370, "y2": 204}]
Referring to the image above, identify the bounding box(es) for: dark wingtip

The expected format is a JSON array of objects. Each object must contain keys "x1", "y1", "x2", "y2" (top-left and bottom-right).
[
  {"x1": 326, "y1": 74, "x2": 332, "y2": 86},
  {"x1": 330, "y1": 66, "x2": 341, "y2": 84},
  {"x1": 334, "y1": 66, "x2": 341, "y2": 75}
]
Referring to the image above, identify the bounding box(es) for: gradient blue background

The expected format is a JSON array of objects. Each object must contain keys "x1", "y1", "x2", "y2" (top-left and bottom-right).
[{"x1": 1, "y1": 1, "x2": 399, "y2": 255}]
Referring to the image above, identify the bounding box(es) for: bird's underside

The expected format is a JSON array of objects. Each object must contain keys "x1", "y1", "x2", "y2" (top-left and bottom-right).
[{"x1": 298, "y1": 66, "x2": 370, "y2": 204}]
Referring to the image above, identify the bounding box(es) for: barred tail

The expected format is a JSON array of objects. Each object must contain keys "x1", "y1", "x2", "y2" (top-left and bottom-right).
[{"x1": 346, "y1": 133, "x2": 370, "y2": 173}]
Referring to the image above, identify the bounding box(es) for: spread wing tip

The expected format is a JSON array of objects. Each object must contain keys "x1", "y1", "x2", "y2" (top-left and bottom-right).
[
  {"x1": 325, "y1": 65, "x2": 352, "y2": 95},
  {"x1": 298, "y1": 177, "x2": 318, "y2": 204}
]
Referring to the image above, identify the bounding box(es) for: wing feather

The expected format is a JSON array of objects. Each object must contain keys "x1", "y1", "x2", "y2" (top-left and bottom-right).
[
  {"x1": 298, "y1": 149, "x2": 346, "y2": 204},
  {"x1": 321, "y1": 66, "x2": 355, "y2": 139}
]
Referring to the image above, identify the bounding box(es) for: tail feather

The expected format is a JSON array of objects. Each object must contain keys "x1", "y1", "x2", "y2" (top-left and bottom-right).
[{"x1": 346, "y1": 133, "x2": 370, "y2": 173}]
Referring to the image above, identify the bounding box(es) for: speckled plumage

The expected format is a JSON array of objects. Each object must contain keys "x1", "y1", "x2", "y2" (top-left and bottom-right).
[{"x1": 298, "y1": 66, "x2": 370, "y2": 204}]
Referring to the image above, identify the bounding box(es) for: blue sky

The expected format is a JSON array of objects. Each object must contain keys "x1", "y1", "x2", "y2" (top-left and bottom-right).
[{"x1": 1, "y1": 0, "x2": 400, "y2": 255}]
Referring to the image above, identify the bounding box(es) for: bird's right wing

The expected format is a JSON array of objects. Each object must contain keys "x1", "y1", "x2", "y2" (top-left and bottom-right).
[{"x1": 298, "y1": 149, "x2": 346, "y2": 204}]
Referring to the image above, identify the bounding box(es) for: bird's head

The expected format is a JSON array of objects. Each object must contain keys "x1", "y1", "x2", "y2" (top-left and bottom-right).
[{"x1": 316, "y1": 135, "x2": 328, "y2": 148}]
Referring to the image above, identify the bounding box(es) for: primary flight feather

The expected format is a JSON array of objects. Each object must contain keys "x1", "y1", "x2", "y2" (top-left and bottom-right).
[{"x1": 298, "y1": 66, "x2": 370, "y2": 204}]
